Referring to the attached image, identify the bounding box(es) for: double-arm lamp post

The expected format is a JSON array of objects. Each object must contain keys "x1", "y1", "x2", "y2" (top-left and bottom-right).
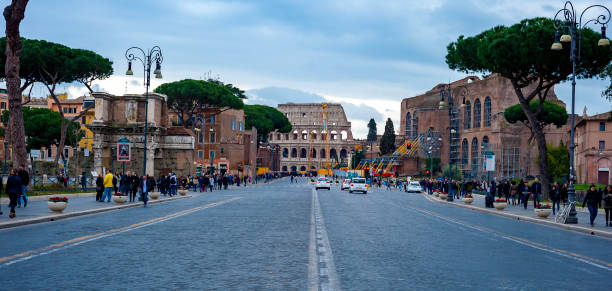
[
  {"x1": 439, "y1": 84, "x2": 467, "y2": 202},
  {"x1": 550, "y1": 1, "x2": 610, "y2": 224},
  {"x1": 125, "y1": 46, "x2": 163, "y2": 176}
]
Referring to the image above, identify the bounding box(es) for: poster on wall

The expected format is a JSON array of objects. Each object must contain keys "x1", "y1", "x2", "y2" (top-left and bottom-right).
[{"x1": 117, "y1": 142, "x2": 131, "y2": 162}]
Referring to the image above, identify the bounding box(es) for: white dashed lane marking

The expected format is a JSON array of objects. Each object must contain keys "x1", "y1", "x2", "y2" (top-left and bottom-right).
[{"x1": 308, "y1": 188, "x2": 341, "y2": 291}]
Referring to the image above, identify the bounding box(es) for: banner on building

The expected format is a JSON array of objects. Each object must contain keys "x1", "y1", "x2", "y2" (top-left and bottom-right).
[
  {"x1": 484, "y1": 152, "x2": 495, "y2": 172},
  {"x1": 117, "y1": 138, "x2": 131, "y2": 162}
]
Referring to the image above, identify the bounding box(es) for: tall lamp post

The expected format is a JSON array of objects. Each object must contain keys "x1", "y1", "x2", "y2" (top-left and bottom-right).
[
  {"x1": 439, "y1": 84, "x2": 467, "y2": 202},
  {"x1": 125, "y1": 46, "x2": 163, "y2": 176},
  {"x1": 551, "y1": 1, "x2": 610, "y2": 224}
]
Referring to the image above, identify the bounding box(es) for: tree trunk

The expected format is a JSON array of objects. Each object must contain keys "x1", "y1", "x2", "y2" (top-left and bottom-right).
[
  {"x1": 511, "y1": 81, "x2": 551, "y2": 196},
  {"x1": 3, "y1": 0, "x2": 29, "y2": 169},
  {"x1": 55, "y1": 119, "x2": 68, "y2": 163}
]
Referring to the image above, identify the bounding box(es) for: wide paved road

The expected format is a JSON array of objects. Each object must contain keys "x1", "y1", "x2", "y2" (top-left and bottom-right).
[{"x1": 1, "y1": 179, "x2": 611, "y2": 290}]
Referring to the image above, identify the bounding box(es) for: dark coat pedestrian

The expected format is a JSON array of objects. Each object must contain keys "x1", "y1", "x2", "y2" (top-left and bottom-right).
[
  {"x1": 6, "y1": 170, "x2": 22, "y2": 218},
  {"x1": 582, "y1": 185, "x2": 602, "y2": 226}
]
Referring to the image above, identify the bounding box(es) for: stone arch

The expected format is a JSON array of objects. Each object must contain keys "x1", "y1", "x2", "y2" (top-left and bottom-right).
[
  {"x1": 302, "y1": 130, "x2": 308, "y2": 140},
  {"x1": 291, "y1": 165, "x2": 297, "y2": 172},
  {"x1": 482, "y1": 136, "x2": 489, "y2": 150},
  {"x1": 311, "y1": 148, "x2": 317, "y2": 158},
  {"x1": 340, "y1": 148, "x2": 347, "y2": 161},
  {"x1": 311, "y1": 130, "x2": 317, "y2": 140},
  {"x1": 293, "y1": 130, "x2": 298, "y2": 140},
  {"x1": 330, "y1": 148, "x2": 338, "y2": 160},
  {"x1": 282, "y1": 165, "x2": 288, "y2": 172},
  {"x1": 461, "y1": 139, "x2": 469, "y2": 167},
  {"x1": 484, "y1": 96, "x2": 492, "y2": 127},
  {"x1": 331, "y1": 130, "x2": 338, "y2": 141},
  {"x1": 300, "y1": 148, "x2": 307, "y2": 158},
  {"x1": 341, "y1": 130, "x2": 348, "y2": 140},
  {"x1": 464, "y1": 101, "x2": 471, "y2": 129},
  {"x1": 471, "y1": 137, "x2": 479, "y2": 172},
  {"x1": 291, "y1": 148, "x2": 297, "y2": 158},
  {"x1": 300, "y1": 166, "x2": 306, "y2": 171},
  {"x1": 282, "y1": 148, "x2": 289, "y2": 158},
  {"x1": 320, "y1": 149, "x2": 326, "y2": 159}
]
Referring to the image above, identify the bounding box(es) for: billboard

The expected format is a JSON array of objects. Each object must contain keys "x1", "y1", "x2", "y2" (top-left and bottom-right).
[{"x1": 117, "y1": 139, "x2": 131, "y2": 162}]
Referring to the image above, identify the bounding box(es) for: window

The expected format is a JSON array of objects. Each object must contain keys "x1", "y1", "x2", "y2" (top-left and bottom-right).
[
  {"x1": 198, "y1": 150, "x2": 203, "y2": 158},
  {"x1": 277, "y1": 134, "x2": 281, "y2": 140},
  {"x1": 484, "y1": 97, "x2": 492, "y2": 127},
  {"x1": 601, "y1": 122, "x2": 606, "y2": 131},
  {"x1": 302, "y1": 113, "x2": 307, "y2": 118},
  {"x1": 320, "y1": 149, "x2": 326, "y2": 158},
  {"x1": 464, "y1": 101, "x2": 471, "y2": 129},
  {"x1": 209, "y1": 114, "x2": 216, "y2": 124},
  {"x1": 285, "y1": 133, "x2": 289, "y2": 140},
  {"x1": 482, "y1": 136, "x2": 489, "y2": 151},
  {"x1": 63, "y1": 107, "x2": 68, "y2": 113},
  {"x1": 300, "y1": 148, "x2": 307, "y2": 158},
  {"x1": 405, "y1": 112, "x2": 412, "y2": 136},
  {"x1": 210, "y1": 132, "x2": 215, "y2": 143},
  {"x1": 232, "y1": 120, "x2": 236, "y2": 130},
  {"x1": 198, "y1": 132, "x2": 204, "y2": 143},
  {"x1": 474, "y1": 99, "x2": 481, "y2": 128},
  {"x1": 283, "y1": 148, "x2": 289, "y2": 158},
  {"x1": 412, "y1": 116, "x2": 418, "y2": 137},
  {"x1": 461, "y1": 139, "x2": 468, "y2": 167},
  {"x1": 220, "y1": 148, "x2": 224, "y2": 154},
  {"x1": 600, "y1": 141, "x2": 606, "y2": 150},
  {"x1": 239, "y1": 121, "x2": 244, "y2": 131},
  {"x1": 0, "y1": 102, "x2": 5, "y2": 109},
  {"x1": 81, "y1": 116, "x2": 86, "y2": 124},
  {"x1": 210, "y1": 150, "x2": 215, "y2": 159},
  {"x1": 291, "y1": 148, "x2": 297, "y2": 158},
  {"x1": 471, "y1": 138, "x2": 479, "y2": 172}
]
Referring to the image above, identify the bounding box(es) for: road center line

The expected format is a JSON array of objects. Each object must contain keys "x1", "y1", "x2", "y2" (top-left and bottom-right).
[
  {"x1": 308, "y1": 188, "x2": 341, "y2": 291},
  {"x1": 405, "y1": 203, "x2": 612, "y2": 272},
  {"x1": 0, "y1": 196, "x2": 242, "y2": 267}
]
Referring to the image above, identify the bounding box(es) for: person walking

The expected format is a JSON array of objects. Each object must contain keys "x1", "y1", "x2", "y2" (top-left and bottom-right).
[
  {"x1": 95, "y1": 172, "x2": 104, "y2": 201},
  {"x1": 140, "y1": 175, "x2": 152, "y2": 207},
  {"x1": 582, "y1": 184, "x2": 602, "y2": 227},
  {"x1": 603, "y1": 185, "x2": 612, "y2": 227},
  {"x1": 560, "y1": 183, "x2": 569, "y2": 206},
  {"x1": 510, "y1": 181, "x2": 518, "y2": 205},
  {"x1": 17, "y1": 164, "x2": 29, "y2": 208},
  {"x1": 521, "y1": 180, "x2": 530, "y2": 210},
  {"x1": 550, "y1": 181, "x2": 560, "y2": 215},
  {"x1": 80, "y1": 171, "x2": 87, "y2": 191},
  {"x1": 169, "y1": 173, "x2": 178, "y2": 196},
  {"x1": 6, "y1": 169, "x2": 22, "y2": 218},
  {"x1": 101, "y1": 170, "x2": 114, "y2": 202},
  {"x1": 531, "y1": 178, "x2": 542, "y2": 209}
]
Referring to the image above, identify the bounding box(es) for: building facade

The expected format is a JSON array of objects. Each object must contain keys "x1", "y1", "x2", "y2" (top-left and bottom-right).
[
  {"x1": 270, "y1": 103, "x2": 356, "y2": 173},
  {"x1": 401, "y1": 74, "x2": 570, "y2": 181},
  {"x1": 575, "y1": 111, "x2": 612, "y2": 185}
]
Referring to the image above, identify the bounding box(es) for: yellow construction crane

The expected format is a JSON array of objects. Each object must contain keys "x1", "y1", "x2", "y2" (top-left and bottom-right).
[{"x1": 307, "y1": 104, "x2": 331, "y2": 175}]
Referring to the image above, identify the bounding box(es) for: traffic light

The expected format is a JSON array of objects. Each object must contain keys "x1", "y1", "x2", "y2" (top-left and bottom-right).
[
  {"x1": 426, "y1": 170, "x2": 430, "y2": 174},
  {"x1": 407, "y1": 143, "x2": 412, "y2": 149}
]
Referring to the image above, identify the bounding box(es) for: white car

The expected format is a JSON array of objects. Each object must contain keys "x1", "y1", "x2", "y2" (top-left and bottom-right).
[
  {"x1": 315, "y1": 177, "x2": 331, "y2": 190},
  {"x1": 349, "y1": 178, "x2": 368, "y2": 194},
  {"x1": 341, "y1": 179, "x2": 351, "y2": 190},
  {"x1": 406, "y1": 181, "x2": 422, "y2": 193}
]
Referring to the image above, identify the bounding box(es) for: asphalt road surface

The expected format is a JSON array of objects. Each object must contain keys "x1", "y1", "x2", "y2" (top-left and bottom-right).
[{"x1": 1, "y1": 179, "x2": 611, "y2": 290}]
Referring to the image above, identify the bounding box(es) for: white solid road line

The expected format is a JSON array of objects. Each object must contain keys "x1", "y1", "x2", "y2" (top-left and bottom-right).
[{"x1": 308, "y1": 188, "x2": 341, "y2": 291}]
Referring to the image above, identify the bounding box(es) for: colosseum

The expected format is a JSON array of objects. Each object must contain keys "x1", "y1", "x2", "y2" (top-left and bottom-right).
[{"x1": 269, "y1": 103, "x2": 356, "y2": 173}]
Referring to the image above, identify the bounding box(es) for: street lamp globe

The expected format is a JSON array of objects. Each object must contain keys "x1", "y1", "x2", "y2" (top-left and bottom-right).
[
  {"x1": 598, "y1": 26, "x2": 610, "y2": 46},
  {"x1": 560, "y1": 24, "x2": 572, "y2": 42},
  {"x1": 551, "y1": 31, "x2": 563, "y2": 50}
]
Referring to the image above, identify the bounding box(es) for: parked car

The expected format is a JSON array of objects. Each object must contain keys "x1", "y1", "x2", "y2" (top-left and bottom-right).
[
  {"x1": 349, "y1": 177, "x2": 368, "y2": 194},
  {"x1": 406, "y1": 181, "x2": 422, "y2": 193},
  {"x1": 315, "y1": 177, "x2": 331, "y2": 190},
  {"x1": 341, "y1": 179, "x2": 351, "y2": 190}
]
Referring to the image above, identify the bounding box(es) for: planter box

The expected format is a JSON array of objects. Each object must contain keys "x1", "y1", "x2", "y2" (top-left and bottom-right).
[
  {"x1": 178, "y1": 189, "x2": 188, "y2": 196},
  {"x1": 439, "y1": 193, "x2": 448, "y2": 200},
  {"x1": 149, "y1": 191, "x2": 160, "y2": 200},
  {"x1": 434, "y1": 192, "x2": 440, "y2": 197},
  {"x1": 535, "y1": 208, "x2": 552, "y2": 218},
  {"x1": 48, "y1": 201, "x2": 67, "y2": 213},
  {"x1": 463, "y1": 197, "x2": 473, "y2": 204},
  {"x1": 493, "y1": 202, "x2": 507, "y2": 210},
  {"x1": 113, "y1": 195, "x2": 127, "y2": 204}
]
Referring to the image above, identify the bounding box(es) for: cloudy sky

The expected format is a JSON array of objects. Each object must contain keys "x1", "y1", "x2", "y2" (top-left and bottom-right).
[{"x1": 2, "y1": 0, "x2": 610, "y2": 138}]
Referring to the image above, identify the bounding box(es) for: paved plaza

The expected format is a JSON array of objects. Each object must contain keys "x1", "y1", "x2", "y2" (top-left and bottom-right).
[{"x1": 1, "y1": 179, "x2": 611, "y2": 290}]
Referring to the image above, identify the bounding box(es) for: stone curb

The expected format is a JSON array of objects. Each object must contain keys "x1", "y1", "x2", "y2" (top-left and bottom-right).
[
  {"x1": 0, "y1": 195, "x2": 192, "y2": 230},
  {"x1": 469, "y1": 193, "x2": 606, "y2": 215},
  {"x1": 422, "y1": 193, "x2": 612, "y2": 239}
]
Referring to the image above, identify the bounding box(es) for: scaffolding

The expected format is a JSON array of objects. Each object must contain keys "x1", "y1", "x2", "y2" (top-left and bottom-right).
[{"x1": 500, "y1": 146, "x2": 522, "y2": 180}]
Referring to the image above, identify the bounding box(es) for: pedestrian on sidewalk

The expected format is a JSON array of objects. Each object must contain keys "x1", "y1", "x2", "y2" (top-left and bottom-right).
[
  {"x1": 582, "y1": 184, "x2": 602, "y2": 227},
  {"x1": 81, "y1": 172, "x2": 87, "y2": 191},
  {"x1": 560, "y1": 183, "x2": 569, "y2": 206},
  {"x1": 521, "y1": 180, "x2": 530, "y2": 210},
  {"x1": 550, "y1": 181, "x2": 560, "y2": 215},
  {"x1": 17, "y1": 164, "x2": 29, "y2": 208},
  {"x1": 603, "y1": 185, "x2": 612, "y2": 227},
  {"x1": 531, "y1": 178, "x2": 542, "y2": 209},
  {"x1": 6, "y1": 169, "x2": 22, "y2": 218},
  {"x1": 101, "y1": 170, "x2": 114, "y2": 202},
  {"x1": 510, "y1": 181, "x2": 518, "y2": 205},
  {"x1": 140, "y1": 175, "x2": 152, "y2": 207},
  {"x1": 95, "y1": 172, "x2": 104, "y2": 201}
]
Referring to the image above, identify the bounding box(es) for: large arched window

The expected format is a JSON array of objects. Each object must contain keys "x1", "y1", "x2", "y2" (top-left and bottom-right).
[
  {"x1": 311, "y1": 148, "x2": 317, "y2": 158},
  {"x1": 330, "y1": 149, "x2": 338, "y2": 160},
  {"x1": 300, "y1": 148, "x2": 307, "y2": 158},
  {"x1": 484, "y1": 97, "x2": 492, "y2": 127},
  {"x1": 474, "y1": 99, "x2": 481, "y2": 128},
  {"x1": 282, "y1": 148, "x2": 288, "y2": 158},
  {"x1": 471, "y1": 138, "x2": 479, "y2": 172},
  {"x1": 291, "y1": 165, "x2": 297, "y2": 172},
  {"x1": 464, "y1": 101, "x2": 471, "y2": 129},
  {"x1": 482, "y1": 136, "x2": 489, "y2": 151},
  {"x1": 412, "y1": 116, "x2": 418, "y2": 137},
  {"x1": 291, "y1": 148, "x2": 297, "y2": 158},
  {"x1": 461, "y1": 139, "x2": 469, "y2": 167},
  {"x1": 405, "y1": 112, "x2": 412, "y2": 136},
  {"x1": 320, "y1": 149, "x2": 326, "y2": 159},
  {"x1": 340, "y1": 149, "x2": 347, "y2": 161}
]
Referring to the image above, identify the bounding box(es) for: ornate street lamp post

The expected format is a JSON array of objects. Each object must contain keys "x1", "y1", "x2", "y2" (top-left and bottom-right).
[
  {"x1": 551, "y1": 1, "x2": 610, "y2": 224},
  {"x1": 125, "y1": 46, "x2": 163, "y2": 176},
  {"x1": 440, "y1": 84, "x2": 467, "y2": 202}
]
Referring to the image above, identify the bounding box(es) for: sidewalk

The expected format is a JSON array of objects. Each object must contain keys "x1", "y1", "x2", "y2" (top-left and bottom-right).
[
  {"x1": 0, "y1": 194, "x2": 191, "y2": 229},
  {"x1": 423, "y1": 193, "x2": 612, "y2": 238}
]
